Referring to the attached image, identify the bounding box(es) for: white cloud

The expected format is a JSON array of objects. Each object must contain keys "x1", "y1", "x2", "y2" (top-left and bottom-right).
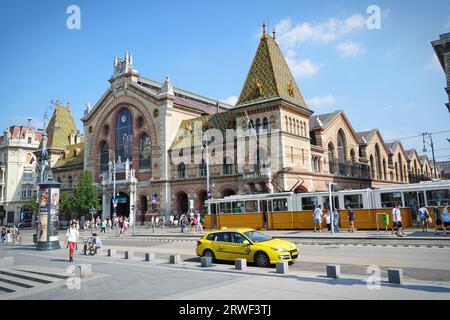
[
  {"x1": 286, "y1": 57, "x2": 322, "y2": 78},
  {"x1": 400, "y1": 102, "x2": 416, "y2": 108},
  {"x1": 307, "y1": 95, "x2": 336, "y2": 107},
  {"x1": 275, "y1": 14, "x2": 366, "y2": 49},
  {"x1": 222, "y1": 96, "x2": 238, "y2": 106},
  {"x1": 336, "y1": 40, "x2": 365, "y2": 58},
  {"x1": 425, "y1": 54, "x2": 441, "y2": 71}
]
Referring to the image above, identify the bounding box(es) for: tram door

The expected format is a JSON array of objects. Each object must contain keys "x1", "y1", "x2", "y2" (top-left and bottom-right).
[
  {"x1": 260, "y1": 200, "x2": 272, "y2": 229},
  {"x1": 404, "y1": 192, "x2": 422, "y2": 225}
]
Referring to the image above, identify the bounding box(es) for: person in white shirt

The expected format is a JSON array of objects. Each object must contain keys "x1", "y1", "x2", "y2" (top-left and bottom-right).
[
  {"x1": 313, "y1": 205, "x2": 323, "y2": 233},
  {"x1": 65, "y1": 222, "x2": 79, "y2": 262},
  {"x1": 418, "y1": 205, "x2": 430, "y2": 232},
  {"x1": 392, "y1": 203, "x2": 405, "y2": 237}
]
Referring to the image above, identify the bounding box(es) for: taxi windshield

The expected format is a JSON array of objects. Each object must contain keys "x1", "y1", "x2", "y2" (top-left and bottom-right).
[{"x1": 243, "y1": 231, "x2": 272, "y2": 243}]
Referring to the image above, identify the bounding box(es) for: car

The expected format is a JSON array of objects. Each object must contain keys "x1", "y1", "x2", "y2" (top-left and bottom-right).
[
  {"x1": 17, "y1": 220, "x2": 33, "y2": 229},
  {"x1": 196, "y1": 228, "x2": 299, "y2": 267}
]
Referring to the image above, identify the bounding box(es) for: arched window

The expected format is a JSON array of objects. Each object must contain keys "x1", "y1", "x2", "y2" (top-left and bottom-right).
[
  {"x1": 398, "y1": 154, "x2": 404, "y2": 182},
  {"x1": 350, "y1": 149, "x2": 356, "y2": 176},
  {"x1": 285, "y1": 116, "x2": 288, "y2": 131},
  {"x1": 68, "y1": 175, "x2": 73, "y2": 188},
  {"x1": 328, "y1": 143, "x2": 335, "y2": 174},
  {"x1": 115, "y1": 108, "x2": 133, "y2": 162},
  {"x1": 395, "y1": 162, "x2": 399, "y2": 181},
  {"x1": 100, "y1": 142, "x2": 110, "y2": 174},
  {"x1": 369, "y1": 155, "x2": 375, "y2": 179},
  {"x1": 375, "y1": 144, "x2": 381, "y2": 179},
  {"x1": 337, "y1": 130, "x2": 346, "y2": 175},
  {"x1": 139, "y1": 133, "x2": 151, "y2": 170},
  {"x1": 248, "y1": 119, "x2": 255, "y2": 133},
  {"x1": 255, "y1": 118, "x2": 261, "y2": 134},
  {"x1": 262, "y1": 117, "x2": 269, "y2": 130},
  {"x1": 383, "y1": 159, "x2": 387, "y2": 180},
  {"x1": 300, "y1": 122, "x2": 304, "y2": 136},
  {"x1": 223, "y1": 157, "x2": 233, "y2": 174},
  {"x1": 177, "y1": 163, "x2": 185, "y2": 179},
  {"x1": 289, "y1": 118, "x2": 292, "y2": 132}
]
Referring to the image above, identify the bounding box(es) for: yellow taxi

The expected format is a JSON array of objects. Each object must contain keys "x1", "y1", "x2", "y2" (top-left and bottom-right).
[{"x1": 196, "y1": 228, "x2": 299, "y2": 267}]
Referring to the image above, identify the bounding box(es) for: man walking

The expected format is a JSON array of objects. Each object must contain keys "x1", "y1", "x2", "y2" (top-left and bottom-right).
[
  {"x1": 392, "y1": 203, "x2": 405, "y2": 237},
  {"x1": 313, "y1": 205, "x2": 323, "y2": 232},
  {"x1": 65, "y1": 221, "x2": 79, "y2": 262}
]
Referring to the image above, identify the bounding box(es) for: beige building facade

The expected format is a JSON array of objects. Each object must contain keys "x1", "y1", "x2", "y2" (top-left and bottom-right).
[{"x1": 83, "y1": 27, "x2": 439, "y2": 221}]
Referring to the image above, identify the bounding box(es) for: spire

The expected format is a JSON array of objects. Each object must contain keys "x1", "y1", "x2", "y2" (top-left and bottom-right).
[
  {"x1": 159, "y1": 76, "x2": 174, "y2": 96},
  {"x1": 236, "y1": 28, "x2": 308, "y2": 108},
  {"x1": 84, "y1": 101, "x2": 92, "y2": 116},
  {"x1": 261, "y1": 20, "x2": 267, "y2": 39}
]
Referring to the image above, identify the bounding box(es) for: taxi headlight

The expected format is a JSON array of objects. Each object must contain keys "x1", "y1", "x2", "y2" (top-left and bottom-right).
[{"x1": 271, "y1": 247, "x2": 289, "y2": 252}]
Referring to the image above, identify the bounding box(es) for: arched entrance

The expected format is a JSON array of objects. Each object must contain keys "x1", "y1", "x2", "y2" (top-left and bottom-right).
[
  {"x1": 177, "y1": 192, "x2": 189, "y2": 215},
  {"x1": 111, "y1": 192, "x2": 130, "y2": 218},
  {"x1": 294, "y1": 185, "x2": 308, "y2": 194},
  {"x1": 221, "y1": 188, "x2": 236, "y2": 197}
]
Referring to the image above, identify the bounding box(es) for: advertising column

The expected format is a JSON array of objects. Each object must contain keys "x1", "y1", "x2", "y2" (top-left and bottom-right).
[{"x1": 36, "y1": 180, "x2": 61, "y2": 250}]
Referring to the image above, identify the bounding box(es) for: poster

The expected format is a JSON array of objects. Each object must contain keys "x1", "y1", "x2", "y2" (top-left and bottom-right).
[{"x1": 49, "y1": 189, "x2": 59, "y2": 237}]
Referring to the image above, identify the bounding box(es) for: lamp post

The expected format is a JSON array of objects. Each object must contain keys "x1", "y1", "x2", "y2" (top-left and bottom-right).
[{"x1": 328, "y1": 182, "x2": 337, "y2": 235}]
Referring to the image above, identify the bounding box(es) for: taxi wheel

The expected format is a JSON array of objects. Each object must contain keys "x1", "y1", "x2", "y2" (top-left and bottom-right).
[
  {"x1": 254, "y1": 252, "x2": 270, "y2": 268},
  {"x1": 203, "y1": 249, "x2": 215, "y2": 262}
]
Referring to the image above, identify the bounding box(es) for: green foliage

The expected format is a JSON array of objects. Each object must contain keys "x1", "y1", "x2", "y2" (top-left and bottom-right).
[
  {"x1": 26, "y1": 195, "x2": 39, "y2": 213},
  {"x1": 60, "y1": 191, "x2": 74, "y2": 215},
  {"x1": 71, "y1": 171, "x2": 100, "y2": 216}
]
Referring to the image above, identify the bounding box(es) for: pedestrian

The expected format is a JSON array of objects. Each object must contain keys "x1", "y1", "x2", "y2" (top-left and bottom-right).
[
  {"x1": 324, "y1": 211, "x2": 331, "y2": 231},
  {"x1": 348, "y1": 206, "x2": 355, "y2": 232},
  {"x1": 392, "y1": 202, "x2": 405, "y2": 237},
  {"x1": 169, "y1": 214, "x2": 174, "y2": 227},
  {"x1": 442, "y1": 203, "x2": 450, "y2": 237},
  {"x1": 333, "y1": 208, "x2": 340, "y2": 233},
  {"x1": 434, "y1": 202, "x2": 443, "y2": 235},
  {"x1": 418, "y1": 205, "x2": 430, "y2": 232},
  {"x1": 65, "y1": 221, "x2": 79, "y2": 262},
  {"x1": 1, "y1": 226, "x2": 6, "y2": 243},
  {"x1": 181, "y1": 214, "x2": 188, "y2": 234},
  {"x1": 100, "y1": 219, "x2": 106, "y2": 233},
  {"x1": 313, "y1": 205, "x2": 322, "y2": 232},
  {"x1": 107, "y1": 218, "x2": 112, "y2": 232}
]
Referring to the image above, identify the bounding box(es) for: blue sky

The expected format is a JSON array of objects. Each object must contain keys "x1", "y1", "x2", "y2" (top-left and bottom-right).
[{"x1": 0, "y1": 0, "x2": 449, "y2": 160}]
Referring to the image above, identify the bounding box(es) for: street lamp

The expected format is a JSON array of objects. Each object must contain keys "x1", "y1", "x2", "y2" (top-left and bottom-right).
[{"x1": 328, "y1": 182, "x2": 338, "y2": 235}]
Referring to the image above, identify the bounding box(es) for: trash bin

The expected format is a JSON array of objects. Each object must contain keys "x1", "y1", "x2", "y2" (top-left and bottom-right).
[
  {"x1": 382, "y1": 213, "x2": 389, "y2": 226},
  {"x1": 33, "y1": 234, "x2": 37, "y2": 243}
]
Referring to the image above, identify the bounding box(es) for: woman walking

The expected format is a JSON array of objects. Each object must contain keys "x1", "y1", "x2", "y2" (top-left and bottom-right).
[{"x1": 65, "y1": 222, "x2": 79, "y2": 262}]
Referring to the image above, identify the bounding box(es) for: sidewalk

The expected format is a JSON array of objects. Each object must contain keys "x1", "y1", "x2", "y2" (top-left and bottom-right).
[{"x1": 78, "y1": 226, "x2": 450, "y2": 241}]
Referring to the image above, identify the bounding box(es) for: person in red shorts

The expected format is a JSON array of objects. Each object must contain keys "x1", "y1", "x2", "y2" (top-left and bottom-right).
[{"x1": 65, "y1": 222, "x2": 79, "y2": 262}]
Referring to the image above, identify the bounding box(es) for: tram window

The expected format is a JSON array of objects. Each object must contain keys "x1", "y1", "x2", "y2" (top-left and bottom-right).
[
  {"x1": 323, "y1": 196, "x2": 340, "y2": 210},
  {"x1": 344, "y1": 194, "x2": 363, "y2": 209},
  {"x1": 232, "y1": 201, "x2": 244, "y2": 213},
  {"x1": 301, "y1": 197, "x2": 318, "y2": 211},
  {"x1": 219, "y1": 202, "x2": 232, "y2": 214},
  {"x1": 380, "y1": 192, "x2": 402, "y2": 208},
  {"x1": 211, "y1": 204, "x2": 217, "y2": 214},
  {"x1": 426, "y1": 190, "x2": 450, "y2": 206},
  {"x1": 244, "y1": 201, "x2": 258, "y2": 213},
  {"x1": 272, "y1": 199, "x2": 288, "y2": 212}
]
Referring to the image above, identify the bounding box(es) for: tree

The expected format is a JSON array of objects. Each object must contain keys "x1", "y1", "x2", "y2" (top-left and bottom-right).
[
  {"x1": 26, "y1": 195, "x2": 39, "y2": 214},
  {"x1": 60, "y1": 191, "x2": 74, "y2": 216},
  {"x1": 71, "y1": 171, "x2": 100, "y2": 217}
]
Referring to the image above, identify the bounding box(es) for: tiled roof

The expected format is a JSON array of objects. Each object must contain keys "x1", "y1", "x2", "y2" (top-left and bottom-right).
[
  {"x1": 46, "y1": 105, "x2": 78, "y2": 150},
  {"x1": 53, "y1": 142, "x2": 84, "y2": 169},
  {"x1": 236, "y1": 33, "x2": 308, "y2": 108},
  {"x1": 169, "y1": 111, "x2": 236, "y2": 150}
]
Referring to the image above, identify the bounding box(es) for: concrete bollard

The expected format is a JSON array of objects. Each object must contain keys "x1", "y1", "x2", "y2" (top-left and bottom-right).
[
  {"x1": 201, "y1": 257, "x2": 212, "y2": 267},
  {"x1": 108, "y1": 249, "x2": 116, "y2": 257},
  {"x1": 144, "y1": 253, "x2": 155, "y2": 262},
  {"x1": 235, "y1": 259, "x2": 247, "y2": 271},
  {"x1": 125, "y1": 251, "x2": 134, "y2": 259},
  {"x1": 276, "y1": 262, "x2": 289, "y2": 274},
  {"x1": 76, "y1": 264, "x2": 93, "y2": 278},
  {"x1": 326, "y1": 264, "x2": 341, "y2": 279},
  {"x1": 388, "y1": 268, "x2": 403, "y2": 285},
  {"x1": 0, "y1": 257, "x2": 14, "y2": 268},
  {"x1": 170, "y1": 255, "x2": 181, "y2": 264}
]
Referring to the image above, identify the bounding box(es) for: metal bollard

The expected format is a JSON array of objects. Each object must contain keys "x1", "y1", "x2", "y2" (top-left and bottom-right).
[
  {"x1": 108, "y1": 249, "x2": 116, "y2": 257},
  {"x1": 201, "y1": 257, "x2": 212, "y2": 267},
  {"x1": 125, "y1": 251, "x2": 134, "y2": 259},
  {"x1": 276, "y1": 262, "x2": 289, "y2": 274},
  {"x1": 235, "y1": 259, "x2": 247, "y2": 271},
  {"x1": 145, "y1": 253, "x2": 155, "y2": 262},
  {"x1": 169, "y1": 255, "x2": 181, "y2": 264},
  {"x1": 76, "y1": 264, "x2": 93, "y2": 278},
  {"x1": 326, "y1": 264, "x2": 341, "y2": 279},
  {"x1": 388, "y1": 268, "x2": 403, "y2": 285}
]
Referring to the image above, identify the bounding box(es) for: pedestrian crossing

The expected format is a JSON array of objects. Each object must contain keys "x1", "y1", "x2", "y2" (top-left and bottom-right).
[{"x1": 0, "y1": 265, "x2": 71, "y2": 298}]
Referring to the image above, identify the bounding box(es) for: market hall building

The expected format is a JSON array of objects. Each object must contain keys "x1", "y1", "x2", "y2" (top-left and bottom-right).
[{"x1": 82, "y1": 25, "x2": 439, "y2": 223}]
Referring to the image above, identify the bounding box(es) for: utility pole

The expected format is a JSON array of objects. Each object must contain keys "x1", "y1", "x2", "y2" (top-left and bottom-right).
[{"x1": 422, "y1": 132, "x2": 439, "y2": 178}]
